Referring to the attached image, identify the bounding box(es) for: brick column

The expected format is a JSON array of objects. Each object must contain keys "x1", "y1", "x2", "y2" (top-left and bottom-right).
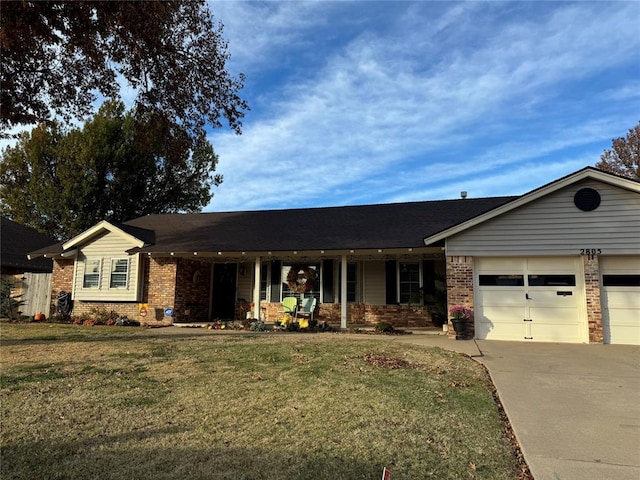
[
  {"x1": 146, "y1": 257, "x2": 178, "y2": 322},
  {"x1": 583, "y1": 255, "x2": 603, "y2": 344},
  {"x1": 51, "y1": 259, "x2": 74, "y2": 315},
  {"x1": 446, "y1": 256, "x2": 474, "y2": 339}
]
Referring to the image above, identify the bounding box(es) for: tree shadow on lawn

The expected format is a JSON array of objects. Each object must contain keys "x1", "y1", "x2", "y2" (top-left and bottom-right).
[
  {"x1": 2, "y1": 427, "x2": 387, "y2": 480},
  {"x1": 0, "y1": 326, "x2": 251, "y2": 347}
]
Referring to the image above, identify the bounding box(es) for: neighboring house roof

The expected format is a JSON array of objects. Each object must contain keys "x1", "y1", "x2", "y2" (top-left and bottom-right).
[
  {"x1": 1, "y1": 217, "x2": 54, "y2": 272},
  {"x1": 29, "y1": 196, "x2": 516, "y2": 257},
  {"x1": 422, "y1": 166, "x2": 640, "y2": 246}
]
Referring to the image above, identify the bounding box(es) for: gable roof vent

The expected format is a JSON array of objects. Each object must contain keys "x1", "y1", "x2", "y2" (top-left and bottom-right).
[{"x1": 574, "y1": 187, "x2": 601, "y2": 211}]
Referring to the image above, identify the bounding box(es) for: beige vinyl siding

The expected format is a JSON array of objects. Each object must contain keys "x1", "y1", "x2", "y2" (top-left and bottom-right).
[
  {"x1": 236, "y1": 263, "x2": 253, "y2": 301},
  {"x1": 447, "y1": 180, "x2": 640, "y2": 256},
  {"x1": 362, "y1": 260, "x2": 386, "y2": 304},
  {"x1": 73, "y1": 231, "x2": 142, "y2": 301}
]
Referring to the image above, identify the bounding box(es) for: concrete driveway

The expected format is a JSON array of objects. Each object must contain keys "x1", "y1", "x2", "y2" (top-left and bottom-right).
[{"x1": 475, "y1": 341, "x2": 640, "y2": 480}]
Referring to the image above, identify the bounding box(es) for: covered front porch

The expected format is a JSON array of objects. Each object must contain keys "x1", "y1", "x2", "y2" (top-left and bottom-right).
[{"x1": 170, "y1": 245, "x2": 447, "y2": 329}]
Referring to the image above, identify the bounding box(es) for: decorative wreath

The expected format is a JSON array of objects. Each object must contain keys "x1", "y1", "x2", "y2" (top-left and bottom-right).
[{"x1": 286, "y1": 265, "x2": 317, "y2": 293}]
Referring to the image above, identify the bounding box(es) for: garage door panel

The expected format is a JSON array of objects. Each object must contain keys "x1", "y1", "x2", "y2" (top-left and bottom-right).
[
  {"x1": 527, "y1": 289, "x2": 577, "y2": 306},
  {"x1": 476, "y1": 256, "x2": 584, "y2": 343},
  {"x1": 600, "y1": 256, "x2": 640, "y2": 345},
  {"x1": 606, "y1": 325, "x2": 640, "y2": 345},
  {"x1": 531, "y1": 323, "x2": 584, "y2": 343},
  {"x1": 476, "y1": 317, "x2": 525, "y2": 340},
  {"x1": 526, "y1": 257, "x2": 577, "y2": 271},
  {"x1": 476, "y1": 305, "x2": 526, "y2": 340},
  {"x1": 476, "y1": 257, "x2": 525, "y2": 271},
  {"x1": 477, "y1": 290, "x2": 525, "y2": 306},
  {"x1": 603, "y1": 290, "x2": 640, "y2": 309},
  {"x1": 529, "y1": 306, "x2": 581, "y2": 325},
  {"x1": 479, "y1": 305, "x2": 526, "y2": 323}
]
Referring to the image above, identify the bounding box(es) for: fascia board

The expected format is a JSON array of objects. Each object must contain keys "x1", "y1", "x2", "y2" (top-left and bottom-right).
[{"x1": 62, "y1": 220, "x2": 145, "y2": 250}]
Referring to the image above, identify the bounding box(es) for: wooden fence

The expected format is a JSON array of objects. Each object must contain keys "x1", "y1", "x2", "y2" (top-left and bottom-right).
[{"x1": 3, "y1": 272, "x2": 52, "y2": 318}]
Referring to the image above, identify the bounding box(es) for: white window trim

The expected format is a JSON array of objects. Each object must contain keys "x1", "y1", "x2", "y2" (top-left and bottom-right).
[
  {"x1": 83, "y1": 258, "x2": 102, "y2": 289},
  {"x1": 397, "y1": 261, "x2": 423, "y2": 305},
  {"x1": 109, "y1": 258, "x2": 130, "y2": 289}
]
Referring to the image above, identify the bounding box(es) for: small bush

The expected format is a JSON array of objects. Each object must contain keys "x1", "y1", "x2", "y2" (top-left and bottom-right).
[
  {"x1": 115, "y1": 317, "x2": 140, "y2": 327},
  {"x1": 0, "y1": 278, "x2": 23, "y2": 320},
  {"x1": 285, "y1": 321, "x2": 299, "y2": 332},
  {"x1": 374, "y1": 322, "x2": 394, "y2": 334},
  {"x1": 249, "y1": 320, "x2": 267, "y2": 331}
]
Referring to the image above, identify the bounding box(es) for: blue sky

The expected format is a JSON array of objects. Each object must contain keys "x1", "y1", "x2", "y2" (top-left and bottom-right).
[{"x1": 203, "y1": 1, "x2": 640, "y2": 212}]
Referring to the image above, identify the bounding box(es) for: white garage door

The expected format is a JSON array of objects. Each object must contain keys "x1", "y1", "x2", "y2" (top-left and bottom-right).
[
  {"x1": 601, "y1": 256, "x2": 640, "y2": 345},
  {"x1": 476, "y1": 257, "x2": 586, "y2": 343}
]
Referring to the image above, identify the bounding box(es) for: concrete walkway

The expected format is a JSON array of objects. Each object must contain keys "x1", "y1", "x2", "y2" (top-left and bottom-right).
[{"x1": 393, "y1": 333, "x2": 640, "y2": 480}]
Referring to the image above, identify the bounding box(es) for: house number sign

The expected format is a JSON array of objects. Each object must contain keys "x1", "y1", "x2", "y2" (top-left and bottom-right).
[{"x1": 580, "y1": 248, "x2": 602, "y2": 259}]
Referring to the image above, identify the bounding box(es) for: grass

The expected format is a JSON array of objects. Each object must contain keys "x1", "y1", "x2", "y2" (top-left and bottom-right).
[{"x1": 1, "y1": 323, "x2": 524, "y2": 479}]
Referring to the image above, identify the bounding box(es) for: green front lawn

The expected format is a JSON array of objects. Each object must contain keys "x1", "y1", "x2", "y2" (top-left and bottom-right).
[{"x1": 1, "y1": 324, "x2": 525, "y2": 479}]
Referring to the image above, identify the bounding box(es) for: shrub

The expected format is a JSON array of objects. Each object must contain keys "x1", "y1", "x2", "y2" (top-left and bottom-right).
[
  {"x1": 0, "y1": 278, "x2": 23, "y2": 320},
  {"x1": 249, "y1": 320, "x2": 267, "y2": 331},
  {"x1": 374, "y1": 322, "x2": 394, "y2": 334},
  {"x1": 115, "y1": 317, "x2": 140, "y2": 327}
]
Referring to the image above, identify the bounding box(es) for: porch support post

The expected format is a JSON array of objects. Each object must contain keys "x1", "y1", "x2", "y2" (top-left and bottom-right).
[
  {"x1": 253, "y1": 256, "x2": 261, "y2": 321},
  {"x1": 340, "y1": 254, "x2": 347, "y2": 329}
]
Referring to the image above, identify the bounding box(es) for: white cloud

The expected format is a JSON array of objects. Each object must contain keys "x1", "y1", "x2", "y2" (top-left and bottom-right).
[{"x1": 204, "y1": 2, "x2": 639, "y2": 212}]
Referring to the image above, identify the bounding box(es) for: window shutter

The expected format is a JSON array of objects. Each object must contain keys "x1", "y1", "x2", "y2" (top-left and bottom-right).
[
  {"x1": 322, "y1": 259, "x2": 334, "y2": 303},
  {"x1": 270, "y1": 260, "x2": 281, "y2": 302},
  {"x1": 385, "y1": 260, "x2": 397, "y2": 304},
  {"x1": 423, "y1": 260, "x2": 435, "y2": 298}
]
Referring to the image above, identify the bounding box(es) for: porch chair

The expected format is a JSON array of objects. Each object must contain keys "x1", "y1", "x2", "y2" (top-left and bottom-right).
[
  {"x1": 296, "y1": 297, "x2": 317, "y2": 322},
  {"x1": 280, "y1": 297, "x2": 298, "y2": 318}
]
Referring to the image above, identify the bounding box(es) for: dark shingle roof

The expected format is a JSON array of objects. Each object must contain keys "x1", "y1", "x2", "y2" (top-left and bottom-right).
[
  {"x1": 123, "y1": 196, "x2": 518, "y2": 253},
  {"x1": 1, "y1": 217, "x2": 55, "y2": 272}
]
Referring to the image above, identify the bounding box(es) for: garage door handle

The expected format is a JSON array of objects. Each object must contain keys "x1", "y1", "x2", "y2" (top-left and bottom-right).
[
  {"x1": 525, "y1": 293, "x2": 531, "y2": 300},
  {"x1": 523, "y1": 319, "x2": 532, "y2": 322}
]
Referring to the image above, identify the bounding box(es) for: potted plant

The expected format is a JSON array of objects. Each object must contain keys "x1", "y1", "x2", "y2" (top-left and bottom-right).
[{"x1": 449, "y1": 305, "x2": 472, "y2": 340}]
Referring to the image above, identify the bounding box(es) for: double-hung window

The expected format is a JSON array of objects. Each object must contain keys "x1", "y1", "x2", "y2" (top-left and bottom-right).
[
  {"x1": 399, "y1": 262, "x2": 421, "y2": 304},
  {"x1": 83, "y1": 259, "x2": 102, "y2": 288},
  {"x1": 110, "y1": 258, "x2": 129, "y2": 288}
]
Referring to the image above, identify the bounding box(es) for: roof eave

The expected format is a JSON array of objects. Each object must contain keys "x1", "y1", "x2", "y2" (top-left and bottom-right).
[{"x1": 63, "y1": 220, "x2": 146, "y2": 250}]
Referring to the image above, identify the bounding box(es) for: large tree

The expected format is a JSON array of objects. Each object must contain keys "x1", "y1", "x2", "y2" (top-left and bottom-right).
[
  {"x1": 595, "y1": 122, "x2": 640, "y2": 181},
  {"x1": 0, "y1": 1, "x2": 247, "y2": 144},
  {"x1": 0, "y1": 101, "x2": 222, "y2": 239}
]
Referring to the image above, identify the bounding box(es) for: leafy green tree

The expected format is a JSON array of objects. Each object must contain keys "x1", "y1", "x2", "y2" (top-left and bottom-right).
[
  {"x1": 595, "y1": 122, "x2": 640, "y2": 181},
  {"x1": 0, "y1": 1, "x2": 248, "y2": 145},
  {"x1": 0, "y1": 101, "x2": 222, "y2": 239}
]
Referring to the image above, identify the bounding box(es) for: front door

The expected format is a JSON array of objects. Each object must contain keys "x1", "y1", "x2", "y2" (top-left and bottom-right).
[{"x1": 211, "y1": 263, "x2": 237, "y2": 320}]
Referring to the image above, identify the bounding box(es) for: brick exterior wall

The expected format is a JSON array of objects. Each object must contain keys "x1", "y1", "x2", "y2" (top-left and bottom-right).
[
  {"x1": 51, "y1": 256, "x2": 183, "y2": 325},
  {"x1": 50, "y1": 255, "x2": 443, "y2": 330},
  {"x1": 50, "y1": 259, "x2": 74, "y2": 316},
  {"x1": 175, "y1": 259, "x2": 211, "y2": 322},
  {"x1": 446, "y1": 256, "x2": 474, "y2": 339},
  {"x1": 256, "y1": 301, "x2": 434, "y2": 328},
  {"x1": 583, "y1": 255, "x2": 603, "y2": 343}
]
